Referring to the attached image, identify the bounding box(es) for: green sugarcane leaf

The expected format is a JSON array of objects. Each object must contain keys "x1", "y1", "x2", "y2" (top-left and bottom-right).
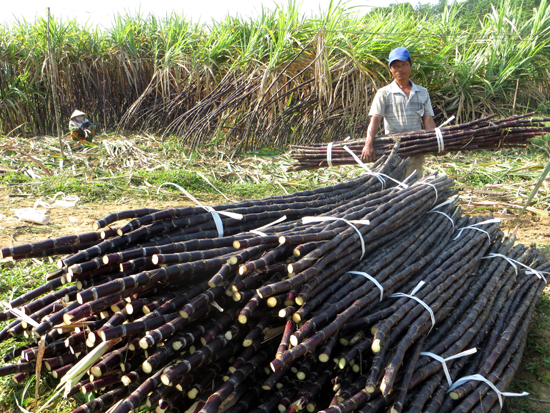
[{"x1": 513, "y1": 156, "x2": 550, "y2": 226}]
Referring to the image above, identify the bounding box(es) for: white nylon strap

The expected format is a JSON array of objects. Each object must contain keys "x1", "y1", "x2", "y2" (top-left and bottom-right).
[
  {"x1": 249, "y1": 216, "x2": 287, "y2": 237},
  {"x1": 327, "y1": 142, "x2": 334, "y2": 167},
  {"x1": 431, "y1": 197, "x2": 458, "y2": 211},
  {"x1": 391, "y1": 281, "x2": 436, "y2": 333},
  {"x1": 453, "y1": 218, "x2": 501, "y2": 242},
  {"x1": 347, "y1": 271, "x2": 384, "y2": 302},
  {"x1": 448, "y1": 374, "x2": 529, "y2": 407},
  {"x1": 420, "y1": 348, "x2": 477, "y2": 387},
  {"x1": 434, "y1": 116, "x2": 455, "y2": 153},
  {"x1": 302, "y1": 216, "x2": 370, "y2": 260},
  {"x1": 483, "y1": 253, "x2": 548, "y2": 284},
  {"x1": 417, "y1": 182, "x2": 438, "y2": 205},
  {"x1": 157, "y1": 183, "x2": 243, "y2": 237},
  {"x1": 2, "y1": 301, "x2": 40, "y2": 328},
  {"x1": 342, "y1": 145, "x2": 409, "y2": 190},
  {"x1": 427, "y1": 211, "x2": 455, "y2": 230}
]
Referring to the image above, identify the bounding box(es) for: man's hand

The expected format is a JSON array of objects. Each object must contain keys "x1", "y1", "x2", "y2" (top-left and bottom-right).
[
  {"x1": 361, "y1": 114, "x2": 383, "y2": 163},
  {"x1": 361, "y1": 141, "x2": 376, "y2": 163}
]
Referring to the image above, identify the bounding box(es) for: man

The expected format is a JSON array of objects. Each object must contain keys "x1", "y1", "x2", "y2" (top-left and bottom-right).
[
  {"x1": 361, "y1": 47, "x2": 436, "y2": 178},
  {"x1": 69, "y1": 110, "x2": 96, "y2": 143}
]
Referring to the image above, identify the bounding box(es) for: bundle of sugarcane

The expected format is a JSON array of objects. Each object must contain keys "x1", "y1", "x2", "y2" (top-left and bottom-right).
[
  {"x1": 0, "y1": 150, "x2": 546, "y2": 413},
  {"x1": 289, "y1": 112, "x2": 550, "y2": 171}
]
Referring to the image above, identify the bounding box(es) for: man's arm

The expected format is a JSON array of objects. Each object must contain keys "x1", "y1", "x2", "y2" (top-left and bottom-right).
[
  {"x1": 423, "y1": 115, "x2": 436, "y2": 130},
  {"x1": 361, "y1": 114, "x2": 383, "y2": 163}
]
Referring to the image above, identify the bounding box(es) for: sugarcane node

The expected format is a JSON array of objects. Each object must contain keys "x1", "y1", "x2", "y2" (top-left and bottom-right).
[{"x1": 372, "y1": 339, "x2": 381, "y2": 353}]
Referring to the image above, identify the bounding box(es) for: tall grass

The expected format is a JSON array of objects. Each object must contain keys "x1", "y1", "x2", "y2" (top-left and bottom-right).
[{"x1": 1, "y1": 0, "x2": 550, "y2": 150}]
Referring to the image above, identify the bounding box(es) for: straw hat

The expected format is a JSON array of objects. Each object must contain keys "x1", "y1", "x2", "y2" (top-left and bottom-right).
[{"x1": 70, "y1": 110, "x2": 86, "y2": 119}]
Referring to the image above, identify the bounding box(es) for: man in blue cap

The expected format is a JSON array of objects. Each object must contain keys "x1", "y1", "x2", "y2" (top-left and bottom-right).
[{"x1": 361, "y1": 47, "x2": 436, "y2": 178}]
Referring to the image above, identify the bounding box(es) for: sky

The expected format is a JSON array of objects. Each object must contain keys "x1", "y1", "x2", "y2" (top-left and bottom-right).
[{"x1": 1, "y1": 0, "x2": 436, "y2": 29}]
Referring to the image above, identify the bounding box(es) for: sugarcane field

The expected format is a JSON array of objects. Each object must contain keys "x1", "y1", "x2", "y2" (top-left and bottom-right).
[{"x1": 3, "y1": 1, "x2": 550, "y2": 413}]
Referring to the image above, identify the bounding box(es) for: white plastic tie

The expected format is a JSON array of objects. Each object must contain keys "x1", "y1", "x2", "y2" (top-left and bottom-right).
[
  {"x1": 2, "y1": 301, "x2": 40, "y2": 328},
  {"x1": 448, "y1": 374, "x2": 529, "y2": 407},
  {"x1": 391, "y1": 281, "x2": 436, "y2": 333},
  {"x1": 417, "y1": 182, "x2": 438, "y2": 205},
  {"x1": 347, "y1": 271, "x2": 384, "y2": 302},
  {"x1": 250, "y1": 216, "x2": 287, "y2": 237},
  {"x1": 453, "y1": 218, "x2": 501, "y2": 242},
  {"x1": 431, "y1": 197, "x2": 458, "y2": 211},
  {"x1": 342, "y1": 145, "x2": 409, "y2": 191},
  {"x1": 427, "y1": 211, "x2": 455, "y2": 230},
  {"x1": 483, "y1": 253, "x2": 547, "y2": 284},
  {"x1": 157, "y1": 183, "x2": 243, "y2": 237},
  {"x1": 420, "y1": 348, "x2": 477, "y2": 387},
  {"x1": 434, "y1": 116, "x2": 454, "y2": 153},
  {"x1": 435, "y1": 128, "x2": 445, "y2": 153},
  {"x1": 327, "y1": 142, "x2": 334, "y2": 168},
  {"x1": 302, "y1": 216, "x2": 370, "y2": 260}
]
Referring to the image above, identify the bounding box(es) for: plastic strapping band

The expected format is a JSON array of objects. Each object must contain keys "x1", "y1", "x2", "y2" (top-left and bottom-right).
[
  {"x1": 2, "y1": 301, "x2": 40, "y2": 328},
  {"x1": 434, "y1": 116, "x2": 455, "y2": 153},
  {"x1": 250, "y1": 216, "x2": 287, "y2": 237},
  {"x1": 157, "y1": 183, "x2": 243, "y2": 238},
  {"x1": 302, "y1": 216, "x2": 370, "y2": 260},
  {"x1": 391, "y1": 281, "x2": 436, "y2": 333},
  {"x1": 427, "y1": 210, "x2": 455, "y2": 230},
  {"x1": 453, "y1": 218, "x2": 501, "y2": 242},
  {"x1": 420, "y1": 348, "x2": 477, "y2": 387},
  {"x1": 435, "y1": 128, "x2": 445, "y2": 153},
  {"x1": 347, "y1": 271, "x2": 384, "y2": 302},
  {"x1": 327, "y1": 142, "x2": 334, "y2": 168},
  {"x1": 431, "y1": 197, "x2": 458, "y2": 211},
  {"x1": 417, "y1": 182, "x2": 438, "y2": 205},
  {"x1": 483, "y1": 253, "x2": 548, "y2": 284},
  {"x1": 448, "y1": 374, "x2": 529, "y2": 407},
  {"x1": 342, "y1": 145, "x2": 409, "y2": 190}
]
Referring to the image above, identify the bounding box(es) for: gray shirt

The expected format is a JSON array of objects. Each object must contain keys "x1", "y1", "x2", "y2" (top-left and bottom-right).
[{"x1": 368, "y1": 80, "x2": 435, "y2": 134}]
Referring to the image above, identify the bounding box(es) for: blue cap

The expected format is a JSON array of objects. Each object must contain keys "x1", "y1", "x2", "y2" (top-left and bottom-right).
[{"x1": 388, "y1": 47, "x2": 411, "y2": 65}]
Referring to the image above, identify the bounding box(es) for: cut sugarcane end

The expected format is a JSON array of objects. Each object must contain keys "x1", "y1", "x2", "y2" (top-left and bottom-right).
[
  {"x1": 318, "y1": 354, "x2": 329, "y2": 363},
  {"x1": 228, "y1": 366, "x2": 236, "y2": 373},
  {"x1": 121, "y1": 375, "x2": 133, "y2": 386},
  {"x1": 180, "y1": 311, "x2": 190, "y2": 319},
  {"x1": 352, "y1": 364, "x2": 360, "y2": 373},
  {"x1": 365, "y1": 384, "x2": 376, "y2": 393},
  {"x1": 372, "y1": 339, "x2": 381, "y2": 353},
  {"x1": 293, "y1": 248, "x2": 300, "y2": 257},
  {"x1": 337, "y1": 396, "x2": 344, "y2": 403},
  {"x1": 160, "y1": 375, "x2": 171, "y2": 386},
  {"x1": 139, "y1": 338, "x2": 149, "y2": 349},
  {"x1": 238, "y1": 266, "x2": 246, "y2": 276},
  {"x1": 287, "y1": 264, "x2": 294, "y2": 273},
  {"x1": 277, "y1": 404, "x2": 285, "y2": 412},
  {"x1": 262, "y1": 384, "x2": 272, "y2": 391},
  {"x1": 390, "y1": 407, "x2": 399, "y2": 413},
  {"x1": 228, "y1": 256, "x2": 238, "y2": 265},
  {"x1": 91, "y1": 366, "x2": 102, "y2": 377},
  {"x1": 102, "y1": 255, "x2": 110, "y2": 265},
  {"x1": 289, "y1": 335, "x2": 299, "y2": 347},
  {"x1": 276, "y1": 382, "x2": 283, "y2": 389},
  {"x1": 233, "y1": 240, "x2": 241, "y2": 249},
  {"x1": 188, "y1": 388, "x2": 199, "y2": 399},
  {"x1": 278, "y1": 309, "x2": 288, "y2": 317},
  {"x1": 267, "y1": 297, "x2": 278, "y2": 308},
  {"x1": 450, "y1": 392, "x2": 459, "y2": 400},
  {"x1": 152, "y1": 255, "x2": 160, "y2": 265},
  {"x1": 338, "y1": 358, "x2": 346, "y2": 369},
  {"x1": 238, "y1": 315, "x2": 247, "y2": 324},
  {"x1": 294, "y1": 296, "x2": 304, "y2": 306},
  {"x1": 297, "y1": 371, "x2": 306, "y2": 380},
  {"x1": 339, "y1": 337, "x2": 349, "y2": 346},
  {"x1": 243, "y1": 339, "x2": 253, "y2": 347},
  {"x1": 63, "y1": 314, "x2": 74, "y2": 325},
  {"x1": 292, "y1": 313, "x2": 301, "y2": 323}
]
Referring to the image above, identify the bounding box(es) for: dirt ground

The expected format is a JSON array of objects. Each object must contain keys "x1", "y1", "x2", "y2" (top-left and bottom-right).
[{"x1": 1, "y1": 187, "x2": 549, "y2": 250}]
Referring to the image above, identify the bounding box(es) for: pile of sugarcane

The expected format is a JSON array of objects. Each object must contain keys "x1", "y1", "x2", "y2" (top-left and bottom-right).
[
  {"x1": 289, "y1": 112, "x2": 550, "y2": 170},
  {"x1": 0, "y1": 150, "x2": 547, "y2": 413}
]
